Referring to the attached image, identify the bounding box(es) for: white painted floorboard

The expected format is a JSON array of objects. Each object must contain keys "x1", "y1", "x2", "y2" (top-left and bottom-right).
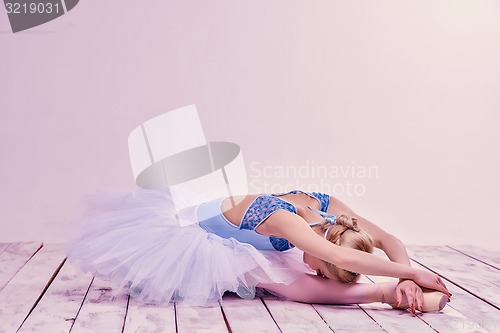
[
  {"x1": 0, "y1": 243, "x2": 66, "y2": 333},
  {"x1": 0, "y1": 243, "x2": 497, "y2": 333}
]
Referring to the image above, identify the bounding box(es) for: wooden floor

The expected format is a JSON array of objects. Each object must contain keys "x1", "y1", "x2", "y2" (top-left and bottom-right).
[{"x1": 0, "y1": 243, "x2": 498, "y2": 333}]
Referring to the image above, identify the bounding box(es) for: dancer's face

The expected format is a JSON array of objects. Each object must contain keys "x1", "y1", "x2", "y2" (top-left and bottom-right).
[{"x1": 303, "y1": 252, "x2": 335, "y2": 280}]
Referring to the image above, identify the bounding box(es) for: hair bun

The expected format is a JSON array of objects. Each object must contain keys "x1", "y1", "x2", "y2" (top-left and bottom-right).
[{"x1": 335, "y1": 214, "x2": 360, "y2": 232}]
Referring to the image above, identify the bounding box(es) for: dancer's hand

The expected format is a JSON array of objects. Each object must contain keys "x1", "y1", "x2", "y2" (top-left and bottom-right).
[
  {"x1": 413, "y1": 269, "x2": 451, "y2": 296},
  {"x1": 396, "y1": 279, "x2": 423, "y2": 314}
]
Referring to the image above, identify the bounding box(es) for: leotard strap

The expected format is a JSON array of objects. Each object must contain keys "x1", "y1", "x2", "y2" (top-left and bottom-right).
[{"x1": 307, "y1": 206, "x2": 337, "y2": 238}]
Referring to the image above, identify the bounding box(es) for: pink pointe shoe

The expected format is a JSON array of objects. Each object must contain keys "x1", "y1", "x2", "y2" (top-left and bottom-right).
[
  {"x1": 393, "y1": 290, "x2": 449, "y2": 312},
  {"x1": 422, "y1": 291, "x2": 449, "y2": 312},
  {"x1": 380, "y1": 283, "x2": 449, "y2": 312}
]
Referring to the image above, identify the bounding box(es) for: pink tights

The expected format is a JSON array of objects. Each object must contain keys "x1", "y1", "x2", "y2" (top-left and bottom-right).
[{"x1": 258, "y1": 274, "x2": 398, "y2": 305}]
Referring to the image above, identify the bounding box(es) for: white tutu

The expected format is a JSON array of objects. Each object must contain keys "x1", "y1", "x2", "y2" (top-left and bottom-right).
[{"x1": 65, "y1": 187, "x2": 313, "y2": 306}]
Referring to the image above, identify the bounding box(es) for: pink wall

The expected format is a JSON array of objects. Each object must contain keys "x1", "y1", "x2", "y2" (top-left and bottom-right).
[{"x1": 1, "y1": 0, "x2": 499, "y2": 250}]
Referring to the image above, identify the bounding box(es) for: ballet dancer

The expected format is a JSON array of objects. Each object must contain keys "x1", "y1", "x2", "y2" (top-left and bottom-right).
[{"x1": 66, "y1": 188, "x2": 451, "y2": 314}]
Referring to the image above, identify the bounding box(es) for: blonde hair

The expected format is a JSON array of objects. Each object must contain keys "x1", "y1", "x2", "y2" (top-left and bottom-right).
[{"x1": 322, "y1": 214, "x2": 374, "y2": 283}]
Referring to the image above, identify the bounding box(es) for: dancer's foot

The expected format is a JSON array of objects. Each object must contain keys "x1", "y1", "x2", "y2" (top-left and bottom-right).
[{"x1": 379, "y1": 282, "x2": 448, "y2": 312}]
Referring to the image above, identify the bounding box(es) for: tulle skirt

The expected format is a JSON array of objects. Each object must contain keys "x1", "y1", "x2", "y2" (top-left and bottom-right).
[{"x1": 65, "y1": 187, "x2": 313, "y2": 306}]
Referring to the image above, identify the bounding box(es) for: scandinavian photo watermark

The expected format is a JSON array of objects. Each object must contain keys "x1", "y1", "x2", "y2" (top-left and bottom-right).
[
  {"x1": 248, "y1": 160, "x2": 379, "y2": 196},
  {"x1": 3, "y1": 0, "x2": 79, "y2": 33}
]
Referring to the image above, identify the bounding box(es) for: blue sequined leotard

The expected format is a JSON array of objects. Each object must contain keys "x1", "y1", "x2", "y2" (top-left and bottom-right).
[{"x1": 197, "y1": 190, "x2": 331, "y2": 251}]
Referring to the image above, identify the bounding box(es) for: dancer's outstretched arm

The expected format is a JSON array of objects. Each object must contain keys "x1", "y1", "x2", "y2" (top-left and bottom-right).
[
  {"x1": 262, "y1": 210, "x2": 450, "y2": 296},
  {"x1": 327, "y1": 196, "x2": 429, "y2": 311},
  {"x1": 327, "y1": 196, "x2": 411, "y2": 267}
]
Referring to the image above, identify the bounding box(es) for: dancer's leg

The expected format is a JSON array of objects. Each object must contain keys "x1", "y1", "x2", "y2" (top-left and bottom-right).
[
  {"x1": 257, "y1": 274, "x2": 395, "y2": 305},
  {"x1": 258, "y1": 275, "x2": 447, "y2": 312}
]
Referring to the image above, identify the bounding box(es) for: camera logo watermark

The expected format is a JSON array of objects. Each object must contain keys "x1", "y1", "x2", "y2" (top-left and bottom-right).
[
  {"x1": 249, "y1": 160, "x2": 379, "y2": 196},
  {"x1": 3, "y1": 0, "x2": 79, "y2": 33}
]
